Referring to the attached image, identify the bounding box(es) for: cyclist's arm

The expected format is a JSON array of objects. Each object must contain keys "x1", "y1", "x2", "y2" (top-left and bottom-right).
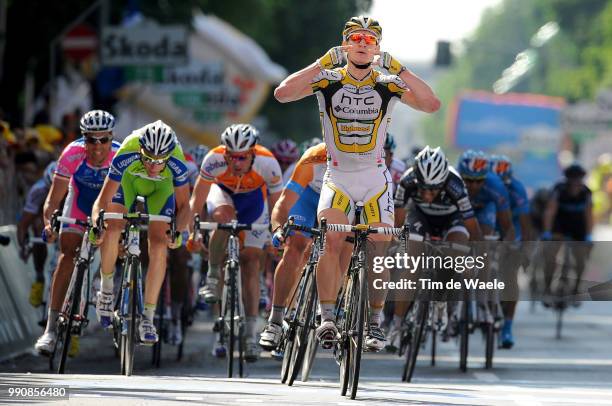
[
  {"x1": 43, "y1": 176, "x2": 69, "y2": 228},
  {"x1": 92, "y1": 177, "x2": 121, "y2": 226},
  {"x1": 17, "y1": 212, "x2": 37, "y2": 247},
  {"x1": 394, "y1": 207, "x2": 406, "y2": 228},
  {"x1": 189, "y1": 177, "x2": 212, "y2": 228},
  {"x1": 496, "y1": 209, "x2": 516, "y2": 242},
  {"x1": 274, "y1": 62, "x2": 320, "y2": 103},
  {"x1": 270, "y1": 188, "x2": 299, "y2": 232},
  {"x1": 465, "y1": 217, "x2": 483, "y2": 241},
  {"x1": 268, "y1": 191, "x2": 281, "y2": 218},
  {"x1": 542, "y1": 197, "x2": 558, "y2": 235},
  {"x1": 398, "y1": 69, "x2": 441, "y2": 113},
  {"x1": 174, "y1": 184, "x2": 191, "y2": 232}
]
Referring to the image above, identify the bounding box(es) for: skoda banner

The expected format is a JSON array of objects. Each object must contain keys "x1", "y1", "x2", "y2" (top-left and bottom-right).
[{"x1": 108, "y1": 11, "x2": 286, "y2": 147}]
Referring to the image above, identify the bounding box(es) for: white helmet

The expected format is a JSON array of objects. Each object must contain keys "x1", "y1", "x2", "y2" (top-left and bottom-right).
[
  {"x1": 80, "y1": 110, "x2": 115, "y2": 133},
  {"x1": 415, "y1": 146, "x2": 449, "y2": 187},
  {"x1": 189, "y1": 145, "x2": 210, "y2": 168},
  {"x1": 221, "y1": 124, "x2": 259, "y2": 152},
  {"x1": 139, "y1": 120, "x2": 176, "y2": 156}
]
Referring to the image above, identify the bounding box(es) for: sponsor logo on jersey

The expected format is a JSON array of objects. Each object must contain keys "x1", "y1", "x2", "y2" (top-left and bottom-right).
[
  {"x1": 204, "y1": 160, "x2": 227, "y2": 174},
  {"x1": 331, "y1": 89, "x2": 382, "y2": 119}
]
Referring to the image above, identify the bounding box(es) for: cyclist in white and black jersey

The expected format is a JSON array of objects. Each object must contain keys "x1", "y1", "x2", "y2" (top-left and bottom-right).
[{"x1": 389, "y1": 146, "x2": 482, "y2": 348}]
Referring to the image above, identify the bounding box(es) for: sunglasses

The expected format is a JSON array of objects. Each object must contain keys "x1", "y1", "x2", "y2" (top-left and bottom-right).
[
  {"x1": 348, "y1": 32, "x2": 378, "y2": 45},
  {"x1": 225, "y1": 153, "x2": 251, "y2": 162},
  {"x1": 141, "y1": 150, "x2": 170, "y2": 165},
  {"x1": 418, "y1": 184, "x2": 442, "y2": 191},
  {"x1": 85, "y1": 136, "x2": 112, "y2": 145}
]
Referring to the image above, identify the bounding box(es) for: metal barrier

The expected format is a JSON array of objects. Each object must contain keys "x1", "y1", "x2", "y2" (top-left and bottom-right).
[{"x1": 0, "y1": 225, "x2": 42, "y2": 361}]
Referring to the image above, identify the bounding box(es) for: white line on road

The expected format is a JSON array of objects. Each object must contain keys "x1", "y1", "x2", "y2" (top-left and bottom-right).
[
  {"x1": 176, "y1": 396, "x2": 204, "y2": 401},
  {"x1": 235, "y1": 399, "x2": 263, "y2": 403},
  {"x1": 473, "y1": 372, "x2": 500, "y2": 382}
]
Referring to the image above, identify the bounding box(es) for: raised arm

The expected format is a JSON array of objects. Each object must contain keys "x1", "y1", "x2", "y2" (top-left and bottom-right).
[
  {"x1": 398, "y1": 68, "x2": 441, "y2": 113},
  {"x1": 275, "y1": 46, "x2": 350, "y2": 103},
  {"x1": 274, "y1": 62, "x2": 320, "y2": 103}
]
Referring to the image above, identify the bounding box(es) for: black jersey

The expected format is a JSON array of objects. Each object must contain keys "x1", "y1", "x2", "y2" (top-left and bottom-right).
[
  {"x1": 551, "y1": 181, "x2": 591, "y2": 222},
  {"x1": 394, "y1": 166, "x2": 474, "y2": 219}
]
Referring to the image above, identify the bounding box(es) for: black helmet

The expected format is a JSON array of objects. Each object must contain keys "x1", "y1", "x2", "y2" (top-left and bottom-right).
[{"x1": 563, "y1": 162, "x2": 586, "y2": 179}]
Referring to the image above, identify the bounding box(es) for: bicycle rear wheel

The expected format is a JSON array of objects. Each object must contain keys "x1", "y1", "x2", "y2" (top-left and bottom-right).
[{"x1": 402, "y1": 300, "x2": 429, "y2": 382}]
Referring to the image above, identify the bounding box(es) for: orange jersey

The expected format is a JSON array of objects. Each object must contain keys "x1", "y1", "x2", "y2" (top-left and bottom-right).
[
  {"x1": 199, "y1": 145, "x2": 283, "y2": 194},
  {"x1": 287, "y1": 143, "x2": 327, "y2": 194}
]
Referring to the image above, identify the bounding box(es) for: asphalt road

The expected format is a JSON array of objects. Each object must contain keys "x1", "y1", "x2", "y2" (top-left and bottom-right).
[{"x1": 1, "y1": 225, "x2": 611, "y2": 405}]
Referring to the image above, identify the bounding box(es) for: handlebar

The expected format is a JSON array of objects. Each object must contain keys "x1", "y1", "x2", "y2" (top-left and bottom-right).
[
  {"x1": 192, "y1": 214, "x2": 269, "y2": 244},
  {"x1": 98, "y1": 210, "x2": 177, "y2": 244},
  {"x1": 281, "y1": 216, "x2": 322, "y2": 238},
  {"x1": 50, "y1": 209, "x2": 91, "y2": 232}
]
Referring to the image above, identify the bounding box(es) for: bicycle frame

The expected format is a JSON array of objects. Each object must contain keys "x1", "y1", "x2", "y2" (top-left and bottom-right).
[{"x1": 193, "y1": 215, "x2": 269, "y2": 378}]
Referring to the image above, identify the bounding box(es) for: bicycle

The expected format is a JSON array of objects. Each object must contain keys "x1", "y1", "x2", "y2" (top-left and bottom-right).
[
  {"x1": 193, "y1": 215, "x2": 269, "y2": 378},
  {"x1": 401, "y1": 237, "x2": 471, "y2": 382},
  {"x1": 320, "y1": 202, "x2": 406, "y2": 400},
  {"x1": 46, "y1": 210, "x2": 96, "y2": 374},
  {"x1": 276, "y1": 217, "x2": 323, "y2": 386},
  {"x1": 98, "y1": 209, "x2": 176, "y2": 376},
  {"x1": 545, "y1": 237, "x2": 581, "y2": 340}
]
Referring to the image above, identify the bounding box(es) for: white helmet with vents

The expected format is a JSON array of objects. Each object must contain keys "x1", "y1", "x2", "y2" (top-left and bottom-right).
[
  {"x1": 80, "y1": 110, "x2": 115, "y2": 133},
  {"x1": 221, "y1": 124, "x2": 259, "y2": 152},
  {"x1": 139, "y1": 120, "x2": 176, "y2": 156},
  {"x1": 415, "y1": 145, "x2": 449, "y2": 187}
]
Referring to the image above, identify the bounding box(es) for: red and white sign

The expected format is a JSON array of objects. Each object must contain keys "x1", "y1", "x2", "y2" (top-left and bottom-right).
[{"x1": 62, "y1": 24, "x2": 98, "y2": 61}]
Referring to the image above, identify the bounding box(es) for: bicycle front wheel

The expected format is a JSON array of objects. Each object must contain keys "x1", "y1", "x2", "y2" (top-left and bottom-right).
[
  {"x1": 347, "y1": 263, "x2": 367, "y2": 400},
  {"x1": 124, "y1": 257, "x2": 139, "y2": 376},
  {"x1": 57, "y1": 261, "x2": 87, "y2": 374},
  {"x1": 226, "y1": 264, "x2": 236, "y2": 378},
  {"x1": 402, "y1": 300, "x2": 429, "y2": 383},
  {"x1": 288, "y1": 269, "x2": 317, "y2": 386},
  {"x1": 459, "y1": 300, "x2": 469, "y2": 373}
]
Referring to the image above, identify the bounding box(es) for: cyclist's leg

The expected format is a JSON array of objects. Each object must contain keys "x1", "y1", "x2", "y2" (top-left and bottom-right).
[
  {"x1": 362, "y1": 174, "x2": 394, "y2": 313},
  {"x1": 241, "y1": 246, "x2": 263, "y2": 342},
  {"x1": 267, "y1": 186, "x2": 318, "y2": 327},
  {"x1": 570, "y1": 234, "x2": 588, "y2": 297},
  {"x1": 35, "y1": 203, "x2": 84, "y2": 353},
  {"x1": 317, "y1": 204, "x2": 350, "y2": 318},
  {"x1": 168, "y1": 245, "x2": 190, "y2": 344},
  {"x1": 201, "y1": 184, "x2": 234, "y2": 301},
  {"x1": 96, "y1": 187, "x2": 128, "y2": 326},
  {"x1": 141, "y1": 185, "x2": 177, "y2": 334}
]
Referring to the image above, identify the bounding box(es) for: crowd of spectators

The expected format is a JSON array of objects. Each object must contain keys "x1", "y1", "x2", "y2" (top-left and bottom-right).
[{"x1": 0, "y1": 108, "x2": 82, "y2": 225}]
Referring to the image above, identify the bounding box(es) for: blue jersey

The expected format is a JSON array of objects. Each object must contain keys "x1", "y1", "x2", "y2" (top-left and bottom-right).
[
  {"x1": 471, "y1": 172, "x2": 510, "y2": 229},
  {"x1": 472, "y1": 172, "x2": 510, "y2": 212},
  {"x1": 498, "y1": 176, "x2": 530, "y2": 240}
]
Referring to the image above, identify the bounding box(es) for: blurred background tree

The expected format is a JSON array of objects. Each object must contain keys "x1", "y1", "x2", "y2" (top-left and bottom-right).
[{"x1": 423, "y1": 0, "x2": 612, "y2": 147}]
